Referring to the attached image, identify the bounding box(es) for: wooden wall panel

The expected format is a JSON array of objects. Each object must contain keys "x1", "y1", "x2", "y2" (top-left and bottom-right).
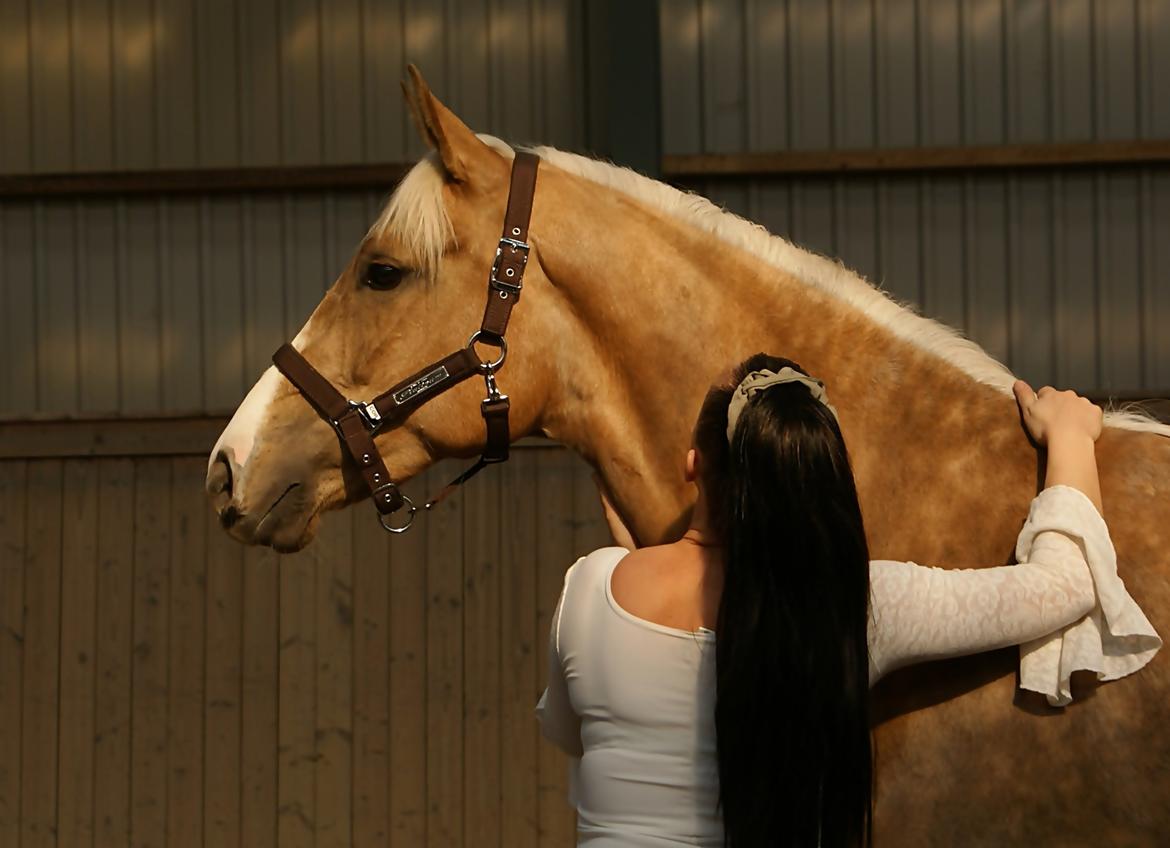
[
  {"x1": 0, "y1": 448, "x2": 593, "y2": 846},
  {"x1": 0, "y1": 461, "x2": 27, "y2": 847}
]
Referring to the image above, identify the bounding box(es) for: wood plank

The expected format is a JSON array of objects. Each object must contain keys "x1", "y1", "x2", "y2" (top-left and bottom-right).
[
  {"x1": 278, "y1": 545, "x2": 316, "y2": 848},
  {"x1": 240, "y1": 545, "x2": 279, "y2": 848},
  {"x1": 388, "y1": 472, "x2": 428, "y2": 846},
  {"x1": 21, "y1": 461, "x2": 63, "y2": 848},
  {"x1": 4, "y1": 139, "x2": 1166, "y2": 201},
  {"x1": 167, "y1": 457, "x2": 207, "y2": 848},
  {"x1": 57, "y1": 459, "x2": 100, "y2": 848},
  {"x1": 313, "y1": 507, "x2": 354, "y2": 848},
  {"x1": 498, "y1": 450, "x2": 540, "y2": 847},
  {"x1": 0, "y1": 419, "x2": 568, "y2": 461},
  {"x1": 662, "y1": 140, "x2": 1170, "y2": 179},
  {"x1": 353, "y1": 503, "x2": 391, "y2": 847},
  {"x1": 0, "y1": 415, "x2": 231, "y2": 459},
  {"x1": 204, "y1": 508, "x2": 244, "y2": 848},
  {"x1": 426, "y1": 461, "x2": 465, "y2": 848},
  {"x1": 0, "y1": 163, "x2": 412, "y2": 199},
  {"x1": 130, "y1": 458, "x2": 171, "y2": 848},
  {"x1": 535, "y1": 450, "x2": 576, "y2": 845},
  {"x1": 0, "y1": 462, "x2": 27, "y2": 846},
  {"x1": 94, "y1": 459, "x2": 135, "y2": 848},
  {"x1": 463, "y1": 463, "x2": 501, "y2": 847}
]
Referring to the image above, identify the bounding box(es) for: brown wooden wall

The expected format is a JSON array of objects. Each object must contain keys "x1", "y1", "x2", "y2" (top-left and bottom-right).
[{"x1": 0, "y1": 446, "x2": 607, "y2": 847}]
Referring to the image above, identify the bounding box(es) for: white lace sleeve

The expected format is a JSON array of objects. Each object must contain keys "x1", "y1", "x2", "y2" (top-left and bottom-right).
[{"x1": 867, "y1": 486, "x2": 1099, "y2": 685}]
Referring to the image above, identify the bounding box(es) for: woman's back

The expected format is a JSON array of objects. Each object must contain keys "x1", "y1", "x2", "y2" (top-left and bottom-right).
[{"x1": 545, "y1": 548, "x2": 722, "y2": 846}]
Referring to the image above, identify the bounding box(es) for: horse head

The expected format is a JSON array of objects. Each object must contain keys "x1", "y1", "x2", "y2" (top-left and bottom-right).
[{"x1": 205, "y1": 67, "x2": 562, "y2": 551}]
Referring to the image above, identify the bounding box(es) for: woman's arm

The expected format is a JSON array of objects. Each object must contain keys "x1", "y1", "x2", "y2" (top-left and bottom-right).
[
  {"x1": 869, "y1": 383, "x2": 1107, "y2": 683},
  {"x1": 868, "y1": 496, "x2": 1098, "y2": 681}
]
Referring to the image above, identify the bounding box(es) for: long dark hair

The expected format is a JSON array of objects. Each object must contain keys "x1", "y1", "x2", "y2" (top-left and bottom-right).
[{"x1": 696, "y1": 353, "x2": 873, "y2": 847}]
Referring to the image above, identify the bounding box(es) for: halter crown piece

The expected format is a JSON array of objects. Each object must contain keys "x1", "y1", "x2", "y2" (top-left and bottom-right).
[{"x1": 725, "y1": 367, "x2": 840, "y2": 444}]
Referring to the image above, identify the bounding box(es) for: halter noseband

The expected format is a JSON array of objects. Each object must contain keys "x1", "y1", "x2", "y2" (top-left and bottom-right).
[{"x1": 272, "y1": 152, "x2": 539, "y2": 533}]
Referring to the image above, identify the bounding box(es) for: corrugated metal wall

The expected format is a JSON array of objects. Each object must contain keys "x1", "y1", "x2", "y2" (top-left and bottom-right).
[
  {"x1": 0, "y1": 0, "x2": 585, "y2": 418},
  {"x1": 660, "y1": 0, "x2": 1170, "y2": 393},
  {"x1": 0, "y1": 0, "x2": 582, "y2": 172}
]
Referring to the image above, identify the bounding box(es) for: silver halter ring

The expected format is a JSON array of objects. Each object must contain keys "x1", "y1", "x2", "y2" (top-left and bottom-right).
[
  {"x1": 467, "y1": 330, "x2": 507, "y2": 372},
  {"x1": 377, "y1": 492, "x2": 416, "y2": 533}
]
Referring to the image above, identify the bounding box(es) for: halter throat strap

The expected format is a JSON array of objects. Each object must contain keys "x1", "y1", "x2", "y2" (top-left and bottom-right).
[{"x1": 272, "y1": 151, "x2": 540, "y2": 532}]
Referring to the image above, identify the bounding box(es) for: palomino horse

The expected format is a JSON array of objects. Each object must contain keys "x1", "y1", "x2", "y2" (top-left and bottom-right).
[{"x1": 207, "y1": 67, "x2": 1170, "y2": 844}]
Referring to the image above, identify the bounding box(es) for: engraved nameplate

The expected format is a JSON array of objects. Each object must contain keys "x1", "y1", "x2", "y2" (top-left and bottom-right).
[{"x1": 392, "y1": 365, "x2": 450, "y2": 405}]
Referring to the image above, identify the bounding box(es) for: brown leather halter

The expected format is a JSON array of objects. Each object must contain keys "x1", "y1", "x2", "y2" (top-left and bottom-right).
[{"x1": 272, "y1": 152, "x2": 539, "y2": 533}]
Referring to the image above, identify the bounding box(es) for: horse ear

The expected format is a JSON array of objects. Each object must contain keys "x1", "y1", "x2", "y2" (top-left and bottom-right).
[{"x1": 403, "y1": 64, "x2": 498, "y2": 185}]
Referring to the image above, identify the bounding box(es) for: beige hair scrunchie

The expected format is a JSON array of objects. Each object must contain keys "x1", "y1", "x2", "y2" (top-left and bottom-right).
[{"x1": 725, "y1": 367, "x2": 839, "y2": 443}]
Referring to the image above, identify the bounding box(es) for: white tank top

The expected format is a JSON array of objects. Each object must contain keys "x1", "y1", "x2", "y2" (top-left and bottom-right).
[{"x1": 535, "y1": 486, "x2": 1157, "y2": 846}]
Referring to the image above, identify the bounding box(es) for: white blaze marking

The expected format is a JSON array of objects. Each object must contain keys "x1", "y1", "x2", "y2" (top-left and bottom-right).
[
  {"x1": 208, "y1": 365, "x2": 284, "y2": 472},
  {"x1": 209, "y1": 317, "x2": 316, "y2": 474}
]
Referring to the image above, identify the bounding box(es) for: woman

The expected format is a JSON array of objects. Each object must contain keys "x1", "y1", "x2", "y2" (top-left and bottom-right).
[{"x1": 536, "y1": 353, "x2": 1148, "y2": 847}]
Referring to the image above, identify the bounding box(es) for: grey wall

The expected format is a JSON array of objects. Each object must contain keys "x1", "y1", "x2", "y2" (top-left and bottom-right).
[
  {"x1": 0, "y1": 0, "x2": 583, "y2": 173},
  {"x1": 0, "y1": 0, "x2": 586, "y2": 418},
  {"x1": 2, "y1": 0, "x2": 1168, "y2": 419},
  {"x1": 660, "y1": 0, "x2": 1170, "y2": 394}
]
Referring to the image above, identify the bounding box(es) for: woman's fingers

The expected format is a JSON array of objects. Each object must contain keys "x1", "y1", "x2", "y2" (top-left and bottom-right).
[{"x1": 1013, "y1": 379, "x2": 1037, "y2": 412}]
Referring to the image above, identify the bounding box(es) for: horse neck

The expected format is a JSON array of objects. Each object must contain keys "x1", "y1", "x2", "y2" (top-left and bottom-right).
[{"x1": 527, "y1": 165, "x2": 1025, "y2": 547}]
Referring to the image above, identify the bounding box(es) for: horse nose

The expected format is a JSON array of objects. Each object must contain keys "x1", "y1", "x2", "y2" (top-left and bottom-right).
[{"x1": 206, "y1": 448, "x2": 240, "y2": 517}]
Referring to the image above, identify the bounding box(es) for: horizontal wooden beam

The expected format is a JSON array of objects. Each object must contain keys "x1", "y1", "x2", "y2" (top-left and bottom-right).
[
  {"x1": 662, "y1": 140, "x2": 1170, "y2": 179},
  {"x1": 0, "y1": 415, "x2": 566, "y2": 459},
  {"x1": 4, "y1": 140, "x2": 1170, "y2": 199},
  {"x1": 0, "y1": 162, "x2": 412, "y2": 199},
  {"x1": 2, "y1": 399, "x2": 1166, "y2": 459}
]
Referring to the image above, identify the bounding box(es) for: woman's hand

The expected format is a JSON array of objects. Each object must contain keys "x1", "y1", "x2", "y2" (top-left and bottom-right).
[
  {"x1": 1012, "y1": 380, "x2": 1104, "y2": 513},
  {"x1": 1012, "y1": 380, "x2": 1104, "y2": 447},
  {"x1": 594, "y1": 475, "x2": 638, "y2": 550}
]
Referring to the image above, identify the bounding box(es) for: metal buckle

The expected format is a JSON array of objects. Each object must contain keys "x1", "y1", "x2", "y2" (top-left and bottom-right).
[
  {"x1": 347, "y1": 399, "x2": 383, "y2": 432},
  {"x1": 490, "y1": 236, "x2": 529, "y2": 295}
]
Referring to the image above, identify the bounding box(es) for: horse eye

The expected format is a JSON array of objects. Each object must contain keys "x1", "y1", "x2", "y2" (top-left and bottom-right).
[{"x1": 364, "y1": 263, "x2": 404, "y2": 291}]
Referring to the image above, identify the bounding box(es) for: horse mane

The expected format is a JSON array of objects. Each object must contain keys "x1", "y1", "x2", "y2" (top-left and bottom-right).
[
  {"x1": 376, "y1": 136, "x2": 1169, "y2": 438},
  {"x1": 369, "y1": 150, "x2": 455, "y2": 278}
]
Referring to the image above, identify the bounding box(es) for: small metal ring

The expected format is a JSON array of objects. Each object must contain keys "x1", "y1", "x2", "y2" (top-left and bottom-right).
[
  {"x1": 467, "y1": 330, "x2": 507, "y2": 372},
  {"x1": 377, "y1": 493, "x2": 416, "y2": 533}
]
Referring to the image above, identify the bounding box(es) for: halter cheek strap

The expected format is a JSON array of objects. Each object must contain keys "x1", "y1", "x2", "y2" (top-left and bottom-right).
[{"x1": 272, "y1": 152, "x2": 539, "y2": 533}]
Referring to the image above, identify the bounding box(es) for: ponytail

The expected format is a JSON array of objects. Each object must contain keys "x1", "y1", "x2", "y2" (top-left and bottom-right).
[{"x1": 695, "y1": 354, "x2": 873, "y2": 847}]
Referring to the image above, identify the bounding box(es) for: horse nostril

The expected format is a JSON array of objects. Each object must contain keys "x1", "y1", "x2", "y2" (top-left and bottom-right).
[
  {"x1": 206, "y1": 450, "x2": 235, "y2": 498},
  {"x1": 220, "y1": 504, "x2": 242, "y2": 530}
]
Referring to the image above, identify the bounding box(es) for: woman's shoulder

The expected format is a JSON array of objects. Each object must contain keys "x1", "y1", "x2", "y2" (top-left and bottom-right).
[{"x1": 562, "y1": 546, "x2": 629, "y2": 595}]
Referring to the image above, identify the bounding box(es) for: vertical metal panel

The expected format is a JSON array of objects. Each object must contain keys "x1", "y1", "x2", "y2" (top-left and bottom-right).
[
  {"x1": 238, "y1": 0, "x2": 284, "y2": 166},
  {"x1": 72, "y1": 0, "x2": 116, "y2": 171},
  {"x1": 0, "y1": 1, "x2": 32, "y2": 173},
  {"x1": 156, "y1": 0, "x2": 199, "y2": 169},
  {"x1": 30, "y1": 0, "x2": 74, "y2": 173},
  {"x1": 1, "y1": 0, "x2": 586, "y2": 173},
  {"x1": 113, "y1": 0, "x2": 158, "y2": 169}
]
